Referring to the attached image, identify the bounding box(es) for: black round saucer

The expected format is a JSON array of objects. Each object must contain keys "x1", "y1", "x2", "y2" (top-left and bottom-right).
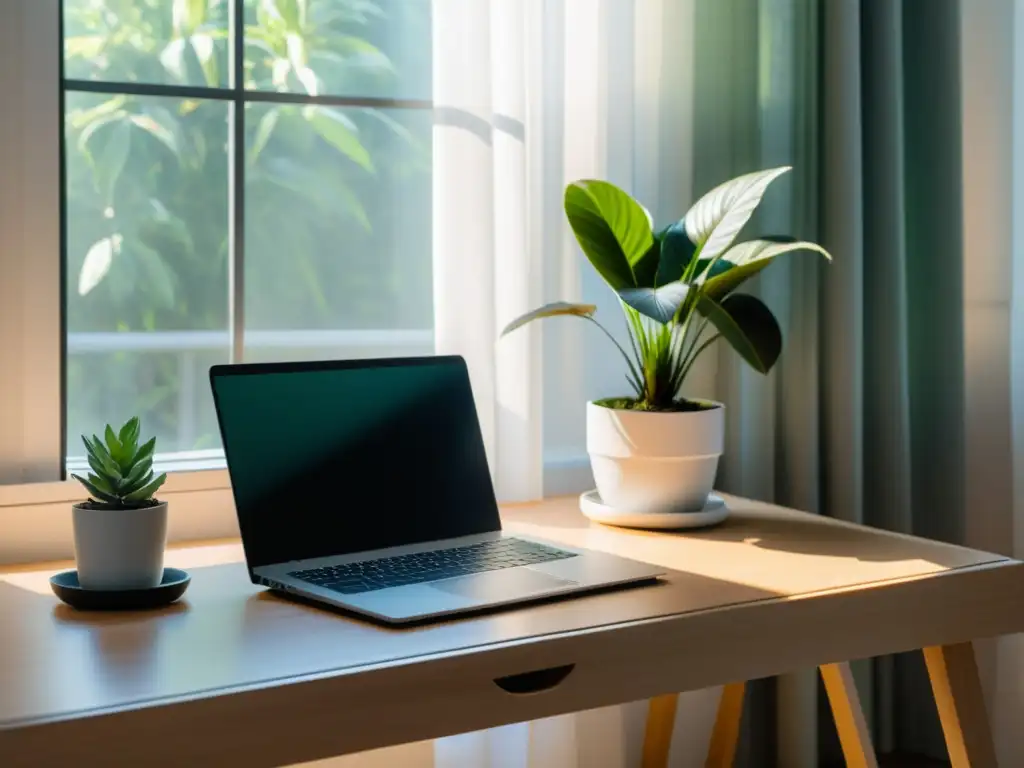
[{"x1": 50, "y1": 568, "x2": 190, "y2": 611}]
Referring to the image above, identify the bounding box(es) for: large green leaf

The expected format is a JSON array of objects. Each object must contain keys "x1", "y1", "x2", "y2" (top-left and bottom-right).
[
  {"x1": 78, "y1": 234, "x2": 122, "y2": 296},
  {"x1": 173, "y1": 0, "x2": 207, "y2": 35},
  {"x1": 632, "y1": 240, "x2": 661, "y2": 289},
  {"x1": 138, "y1": 210, "x2": 195, "y2": 258},
  {"x1": 92, "y1": 119, "x2": 132, "y2": 203},
  {"x1": 129, "y1": 113, "x2": 179, "y2": 160},
  {"x1": 683, "y1": 166, "x2": 791, "y2": 263},
  {"x1": 655, "y1": 222, "x2": 697, "y2": 285},
  {"x1": 263, "y1": 0, "x2": 303, "y2": 30},
  {"x1": 696, "y1": 293, "x2": 782, "y2": 374},
  {"x1": 68, "y1": 96, "x2": 126, "y2": 131},
  {"x1": 701, "y1": 238, "x2": 833, "y2": 301},
  {"x1": 564, "y1": 180, "x2": 654, "y2": 290},
  {"x1": 500, "y1": 301, "x2": 597, "y2": 337},
  {"x1": 618, "y1": 282, "x2": 690, "y2": 325},
  {"x1": 303, "y1": 106, "x2": 373, "y2": 172},
  {"x1": 76, "y1": 111, "x2": 127, "y2": 183},
  {"x1": 192, "y1": 32, "x2": 219, "y2": 87},
  {"x1": 160, "y1": 36, "x2": 208, "y2": 85},
  {"x1": 250, "y1": 107, "x2": 281, "y2": 165},
  {"x1": 132, "y1": 238, "x2": 178, "y2": 310}
]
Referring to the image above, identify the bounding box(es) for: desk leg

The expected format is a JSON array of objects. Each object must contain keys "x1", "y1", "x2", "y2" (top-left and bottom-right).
[
  {"x1": 820, "y1": 662, "x2": 878, "y2": 768},
  {"x1": 923, "y1": 643, "x2": 998, "y2": 767},
  {"x1": 642, "y1": 694, "x2": 679, "y2": 768},
  {"x1": 706, "y1": 682, "x2": 746, "y2": 768},
  {"x1": 646, "y1": 666, "x2": 875, "y2": 768},
  {"x1": 641, "y1": 683, "x2": 747, "y2": 768},
  {"x1": 641, "y1": 683, "x2": 746, "y2": 768}
]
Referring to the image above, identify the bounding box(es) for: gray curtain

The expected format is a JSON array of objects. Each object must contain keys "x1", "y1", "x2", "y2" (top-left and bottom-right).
[{"x1": 692, "y1": 0, "x2": 966, "y2": 763}]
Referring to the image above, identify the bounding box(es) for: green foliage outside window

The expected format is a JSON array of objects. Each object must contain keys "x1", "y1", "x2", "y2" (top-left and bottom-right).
[{"x1": 63, "y1": 0, "x2": 433, "y2": 454}]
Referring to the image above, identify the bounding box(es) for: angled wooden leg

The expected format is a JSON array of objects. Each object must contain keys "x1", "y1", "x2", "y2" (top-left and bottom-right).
[
  {"x1": 820, "y1": 662, "x2": 879, "y2": 768},
  {"x1": 642, "y1": 694, "x2": 679, "y2": 768},
  {"x1": 642, "y1": 682, "x2": 746, "y2": 768},
  {"x1": 705, "y1": 682, "x2": 746, "y2": 768},
  {"x1": 923, "y1": 643, "x2": 998, "y2": 767}
]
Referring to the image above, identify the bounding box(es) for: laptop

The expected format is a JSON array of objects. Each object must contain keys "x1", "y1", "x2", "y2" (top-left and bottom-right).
[{"x1": 209, "y1": 355, "x2": 663, "y2": 624}]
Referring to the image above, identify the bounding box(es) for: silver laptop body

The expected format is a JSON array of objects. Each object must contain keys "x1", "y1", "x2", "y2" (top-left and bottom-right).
[{"x1": 210, "y1": 356, "x2": 663, "y2": 625}]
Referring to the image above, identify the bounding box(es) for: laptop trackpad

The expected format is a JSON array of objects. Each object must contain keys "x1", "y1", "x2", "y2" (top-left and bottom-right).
[{"x1": 430, "y1": 568, "x2": 576, "y2": 601}]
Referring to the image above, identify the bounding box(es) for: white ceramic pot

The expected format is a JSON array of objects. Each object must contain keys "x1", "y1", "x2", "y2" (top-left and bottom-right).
[
  {"x1": 586, "y1": 400, "x2": 724, "y2": 514},
  {"x1": 72, "y1": 501, "x2": 168, "y2": 590}
]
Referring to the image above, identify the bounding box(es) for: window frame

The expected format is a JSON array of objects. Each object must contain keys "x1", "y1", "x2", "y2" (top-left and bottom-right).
[{"x1": 0, "y1": 0, "x2": 63, "y2": 489}]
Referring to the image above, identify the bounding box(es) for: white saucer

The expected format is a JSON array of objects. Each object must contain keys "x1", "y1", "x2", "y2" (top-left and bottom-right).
[{"x1": 579, "y1": 490, "x2": 729, "y2": 530}]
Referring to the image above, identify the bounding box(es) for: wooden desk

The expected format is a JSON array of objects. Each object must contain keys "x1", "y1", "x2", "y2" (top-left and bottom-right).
[{"x1": 1, "y1": 495, "x2": 1022, "y2": 768}]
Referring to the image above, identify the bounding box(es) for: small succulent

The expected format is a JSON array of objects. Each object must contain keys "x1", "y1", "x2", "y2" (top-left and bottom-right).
[{"x1": 72, "y1": 417, "x2": 167, "y2": 509}]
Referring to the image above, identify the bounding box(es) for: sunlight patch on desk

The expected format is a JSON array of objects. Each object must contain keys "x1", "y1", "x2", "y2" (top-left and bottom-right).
[
  {"x1": 0, "y1": 542, "x2": 245, "y2": 596},
  {"x1": 503, "y1": 516, "x2": 978, "y2": 598},
  {"x1": 0, "y1": 573, "x2": 54, "y2": 596}
]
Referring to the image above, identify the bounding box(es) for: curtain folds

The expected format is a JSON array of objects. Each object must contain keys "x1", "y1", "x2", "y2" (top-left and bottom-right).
[{"x1": 698, "y1": 0, "x2": 1020, "y2": 765}]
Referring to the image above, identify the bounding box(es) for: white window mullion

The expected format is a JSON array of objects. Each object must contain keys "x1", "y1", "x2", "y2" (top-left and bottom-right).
[
  {"x1": 0, "y1": 0, "x2": 63, "y2": 484},
  {"x1": 228, "y1": 0, "x2": 246, "y2": 363}
]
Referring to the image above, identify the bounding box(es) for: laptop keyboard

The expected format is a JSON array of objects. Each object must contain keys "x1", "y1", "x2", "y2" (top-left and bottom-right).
[{"x1": 288, "y1": 538, "x2": 577, "y2": 595}]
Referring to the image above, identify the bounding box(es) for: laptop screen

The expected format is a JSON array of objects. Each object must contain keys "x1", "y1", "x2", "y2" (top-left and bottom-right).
[{"x1": 210, "y1": 357, "x2": 501, "y2": 570}]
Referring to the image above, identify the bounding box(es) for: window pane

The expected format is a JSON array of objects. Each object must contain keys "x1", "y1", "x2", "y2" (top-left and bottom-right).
[
  {"x1": 65, "y1": 91, "x2": 230, "y2": 455},
  {"x1": 63, "y1": 0, "x2": 230, "y2": 88},
  {"x1": 243, "y1": 104, "x2": 432, "y2": 362},
  {"x1": 243, "y1": 0, "x2": 432, "y2": 100}
]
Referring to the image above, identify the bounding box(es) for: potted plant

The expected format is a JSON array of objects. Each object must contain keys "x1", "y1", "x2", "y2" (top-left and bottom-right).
[
  {"x1": 501, "y1": 166, "x2": 831, "y2": 521},
  {"x1": 71, "y1": 417, "x2": 168, "y2": 589}
]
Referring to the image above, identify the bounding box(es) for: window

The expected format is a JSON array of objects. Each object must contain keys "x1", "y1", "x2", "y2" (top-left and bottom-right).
[
  {"x1": 63, "y1": 0, "x2": 433, "y2": 462},
  {"x1": 0, "y1": 0, "x2": 606, "y2": 563}
]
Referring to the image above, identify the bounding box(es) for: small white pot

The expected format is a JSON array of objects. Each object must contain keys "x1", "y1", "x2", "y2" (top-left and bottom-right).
[
  {"x1": 72, "y1": 501, "x2": 168, "y2": 590},
  {"x1": 587, "y1": 400, "x2": 724, "y2": 514}
]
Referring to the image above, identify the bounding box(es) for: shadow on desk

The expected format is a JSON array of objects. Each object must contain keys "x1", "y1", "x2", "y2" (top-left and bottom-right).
[
  {"x1": 247, "y1": 575, "x2": 666, "y2": 629},
  {"x1": 52, "y1": 601, "x2": 190, "y2": 625},
  {"x1": 679, "y1": 513, "x2": 993, "y2": 566}
]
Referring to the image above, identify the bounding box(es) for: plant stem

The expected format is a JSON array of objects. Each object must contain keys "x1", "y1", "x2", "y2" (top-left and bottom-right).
[
  {"x1": 621, "y1": 307, "x2": 644, "y2": 376},
  {"x1": 681, "y1": 241, "x2": 704, "y2": 284},
  {"x1": 584, "y1": 315, "x2": 645, "y2": 397},
  {"x1": 679, "y1": 333, "x2": 722, "y2": 383},
  {"x1": 681, "y1": 316, "x2": 710, "y2": 364}
]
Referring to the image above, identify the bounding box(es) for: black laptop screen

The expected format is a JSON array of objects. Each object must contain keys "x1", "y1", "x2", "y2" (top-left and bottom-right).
[{"x1": 210, "y1": 357, "x2": 502, "y2": 569}]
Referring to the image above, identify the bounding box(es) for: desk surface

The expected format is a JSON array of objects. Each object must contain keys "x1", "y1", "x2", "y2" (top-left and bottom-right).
[{"x1": 2, "y1": 495, "x2": 1023, "y2": 767}]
